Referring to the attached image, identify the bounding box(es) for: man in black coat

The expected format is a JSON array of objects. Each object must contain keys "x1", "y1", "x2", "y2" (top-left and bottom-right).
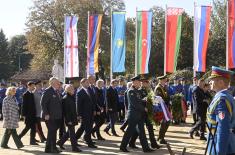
[
  {"x1": 19, "y1": 81, "x2": 38, "y2": 145},
  {"x1": 120, "y1": 75, "x2": 154, "y2": 153},
  {"x1": 56, "y1": 84, "x2": 81, "y2": 152},
  {"x1": 189, "y1": 79, "x2": 207, "y2": 140},
  {"x1": 104, "y1": 79, "x2": 119, "y2": 136},
  {"x1": 75, "y1": 78, "x2": 97, "y2": 148},
  {"x1": 41, "y1": 77, "x2": 63, "y2": 153}
]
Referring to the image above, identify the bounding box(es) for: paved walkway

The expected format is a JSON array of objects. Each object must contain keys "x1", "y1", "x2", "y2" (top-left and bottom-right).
[{"x1": 0, "y1": 116, "x2": 206, "y2": 155}]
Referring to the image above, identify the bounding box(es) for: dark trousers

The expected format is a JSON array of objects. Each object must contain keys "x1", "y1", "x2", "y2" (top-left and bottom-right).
[
  {"x1": 19, "y1": 122, "x2": 36, "y2": 143},
  {"x1": 59, "y1": 119, "x2": 66, "y2": 139},
  {"x1": 45, "y1": 119, "x2": 61, "y2": 152},
  {"x1": 35, "y1": 117, "x2": 46, "y2": 141},
  {"x1": 193, "y1": 113, "x2": 197, "y2": 124},
  {"x1": 158, "y1": 120, "x2": 170, "y2": 140},
  {"x1": 57, "y1": 125, "x2": 78, "y2": 150},
  {"x1": 129, "y1": 117, "x2": 158, "y2": 147},
  {"x1": 0, "y1": 104, "x2": 2, "y2": 120},
  {"x1": 92, "y1": 113, "x2": 105, "y2": 138},
  {"x1": 105, "y1": 112, "x2": 117, "y2": 134},
  {"x1": 120, "y1": 119, "x2": 128, "y2": 130},
  {"x1": 1, "y1": 129, "x2": 23, "y2": 148},
  {"x1": 190, "y1": 115, "x2": 206, "y2": 136},
  {"x1": 120, "y1": 118, "x2": 149, "y2": 151},
  {"x1": 118, "y1": 102, "x2": 125, "y2": 121},
  {"x1": 75, "y1": 117, "x2": 93, "y2": 144}
]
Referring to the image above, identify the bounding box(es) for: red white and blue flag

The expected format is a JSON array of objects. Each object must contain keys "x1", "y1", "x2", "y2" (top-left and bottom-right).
[
  {"x1": 228, "y1": 0, "x2": 235, "y2": 69},
  {"x1": 64, "y1": 16, "x2": 79, "y2": 77},
  {"x1": 194, "y1": 5, "x2": 211, "y2": 72}
]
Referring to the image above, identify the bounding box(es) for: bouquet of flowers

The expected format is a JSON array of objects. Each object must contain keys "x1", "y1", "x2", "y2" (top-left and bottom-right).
[{"x1": 171, "y1": 93, "x2": 183, "y2": 123}]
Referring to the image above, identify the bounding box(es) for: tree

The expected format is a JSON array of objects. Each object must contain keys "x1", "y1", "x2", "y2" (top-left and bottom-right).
[
  {"x1": 8, "y1": 35, "x2": 32, "y2": 72},
  {"x1": 26, "y1": 0, "x2": 125, "y2": 77},
  {"x1": 0, "y1": 29, "x2": 11, "y2": 80}
]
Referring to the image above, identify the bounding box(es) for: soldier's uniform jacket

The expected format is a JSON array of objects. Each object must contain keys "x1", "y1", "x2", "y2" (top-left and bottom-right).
[
  {"x1": 207, "y1": 89, "x2": 235, "y2": 155},
  {"x1": 127, "y1": 86, "x2": 145, "y2": 120},
  {"x1": 154, "y1": 83, "x2": 170, "y2": 106},
  {"x1": 2, "y1": 96, "x2": 19, "y2": 129}
]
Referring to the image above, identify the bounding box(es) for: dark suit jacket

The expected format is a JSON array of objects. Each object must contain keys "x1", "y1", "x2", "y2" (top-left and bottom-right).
[
  {"x1": 22, "y1": 90, "x2": 37, "y2": 125},
  {"x1": 95, "y1": 87, "x2": 105, "y2": 109},
  {"x1": 62, "y1": 93, "x2": 78, "y2": 126},
  {"x1": 40, "y1": 86, "x2": 62, "y2": 120},
  {"x1": 88, "y1": 85, "x2": 100, "y2": 112},
  {"x1": 106, "y1": 86, "x2": 119, "y2": 114},
  {"x1": 192, "y1": 86, "x2": 205, "y2": 115},
  {"x1": 127, "y1": 86, "x2": 145, "y2": 120},
  {"x1": 76, "y1": 88, "x2": 95, "y2": 120}
]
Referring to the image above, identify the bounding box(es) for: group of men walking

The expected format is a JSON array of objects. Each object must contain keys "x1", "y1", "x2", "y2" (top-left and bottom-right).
[{"x1": 0, "y1": 66, "x2": 235, "y2": 155}]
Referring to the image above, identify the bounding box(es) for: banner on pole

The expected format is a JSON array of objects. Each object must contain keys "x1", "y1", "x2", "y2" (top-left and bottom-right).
[{"x1": 64, "y1": 16, "x2": 79, "y2": 78}]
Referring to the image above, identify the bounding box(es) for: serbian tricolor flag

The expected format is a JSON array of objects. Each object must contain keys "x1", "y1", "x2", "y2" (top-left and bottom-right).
[
  {"x1": 165, "y1": 7, "x2": 184, "y2": 73},
  {"x1": 227, "y1": 0, "x2": 235, "y2": 69},
  {"x1": 87, "y1": 14, "x2": 102, "y2": 76},
  {"x1": 194, "y1": 5, "x2": 211, "y2": 72},
  {"x1": 136, "y1": 11, "x2": 152, "y2": 75},
  {"x1": 64, "y1": 16, "x2": 79, "y2": 78}
]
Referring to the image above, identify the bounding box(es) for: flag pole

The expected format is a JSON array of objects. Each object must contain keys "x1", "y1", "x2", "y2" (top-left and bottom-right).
[
  {"x1": 226, "y1": 0, "x2": 229, "y2": 70},
  {"x1": 63, "y1": 15, "x2": 66, "y2": 84},
  {"x1": 193, "y1": 2, "x2": 196, "y2": 78},
  {"x1": 86, "y1": 11, "x2": 90, "y2": 78},
  {"x1": 135, "y1": 7, "x2": 138, "y2": 76},
  {"x1": 110, "y1": 9, "x2": 113, "y2": 80},
  {"x1": 164, "y1": 5, "x2": 167, "y2": 75}
]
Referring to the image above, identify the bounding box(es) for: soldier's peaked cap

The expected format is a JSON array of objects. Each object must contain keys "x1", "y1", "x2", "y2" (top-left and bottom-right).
[
  {"x1": 208, "y1": 66, "x2": 234, "y2": 79},
  {"x1": 131, "y1": 75, "x2": 141, "y2": 81},
  {"x1": 157, "y1": 75, "x2": 167, "y2": 80}
]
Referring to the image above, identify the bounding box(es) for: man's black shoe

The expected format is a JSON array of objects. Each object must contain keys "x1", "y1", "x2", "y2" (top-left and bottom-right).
[
  {"x1": 72, "y1": 147, "x2": 82, "y2": 152},
  {"x1": 159, "y1": 139, "x2": 167, "y2": 144},
  {"x1": 1, "y1": 145, "x2": 10, "y2": 149},
  {"x1": 189, "y1": 131, "x2": 194, "y2": 139},
  {"x1": 200, "y1": 136, "x2": 207, "y2": 141},
  {"x1": 195, "y1": 131, "x2": 200, "y2": 137},
  {"x1": 30, "y1": 142, "x2": 39, "y2": 145},
  {"x1": 151, "y1": 144, "x2": 161, "y2": 149},
  {"x1": 88, "y1": 144, "x2": 97, "y2": 148},
  {"x1": 97, "y1": 136, "x2": 105, "y2": 141},
  {"x1": 120, "y1": 147, "x2": 129, "y2": 152},
  {"x1": 143, "y1": 148, "x2": 155, "y2": 152},
  {"x1": 56, "y1": 142, "x2": 65, "y2": 150}
]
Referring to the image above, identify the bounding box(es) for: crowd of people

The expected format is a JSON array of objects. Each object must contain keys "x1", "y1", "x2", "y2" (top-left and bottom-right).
[{"x1": 0, "y1": 66, "x2": 234, "y2": 154}]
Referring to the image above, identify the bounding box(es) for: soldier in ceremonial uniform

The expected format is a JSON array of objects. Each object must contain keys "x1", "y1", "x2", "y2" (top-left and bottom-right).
[
  {"x1": 206, "y1": 66, "x2": 235, "y2": 155},
  {"x1": 154, "y1": 75, "x2": 170, "y2": 144},
  {"x1": 120, "y1": 75, "x2": 154, "y2": 153}
]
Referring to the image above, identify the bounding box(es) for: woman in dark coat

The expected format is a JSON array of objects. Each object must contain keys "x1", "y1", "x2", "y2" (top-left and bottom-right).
[{"x1": 56, "y1": 84, "x2": 81, "y2": 152}]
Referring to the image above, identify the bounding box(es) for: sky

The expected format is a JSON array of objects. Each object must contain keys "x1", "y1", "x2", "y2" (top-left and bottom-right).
[{"x1": 0, "y1": 0, "x2": 212, "y2": 39}]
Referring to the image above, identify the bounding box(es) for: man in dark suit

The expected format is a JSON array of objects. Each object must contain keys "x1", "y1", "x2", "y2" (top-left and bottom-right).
[
  {"x1": 189, "y1": 79, "x2": 207, "y2": 140},
  {"x1": 104, "y1": 79, "x2": 119, "y2": 136},
  {"x1": 41, "y1": 77, "x2": 63, "y2": 153},
  {"x1": 120, "y1": 75, "x2": 154, "y2": 153},
  {"x1": 19, "y1": 81, "x2": 37, "y2": 145},
  {"x1": 75, "y1": 78, "x2": 97, "y2": 148}
]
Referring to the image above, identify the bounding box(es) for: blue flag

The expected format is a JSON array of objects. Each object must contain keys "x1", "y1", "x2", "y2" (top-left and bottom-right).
[{"x1": 112, "y1": 12, "x2": 126, "y2": 73}]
